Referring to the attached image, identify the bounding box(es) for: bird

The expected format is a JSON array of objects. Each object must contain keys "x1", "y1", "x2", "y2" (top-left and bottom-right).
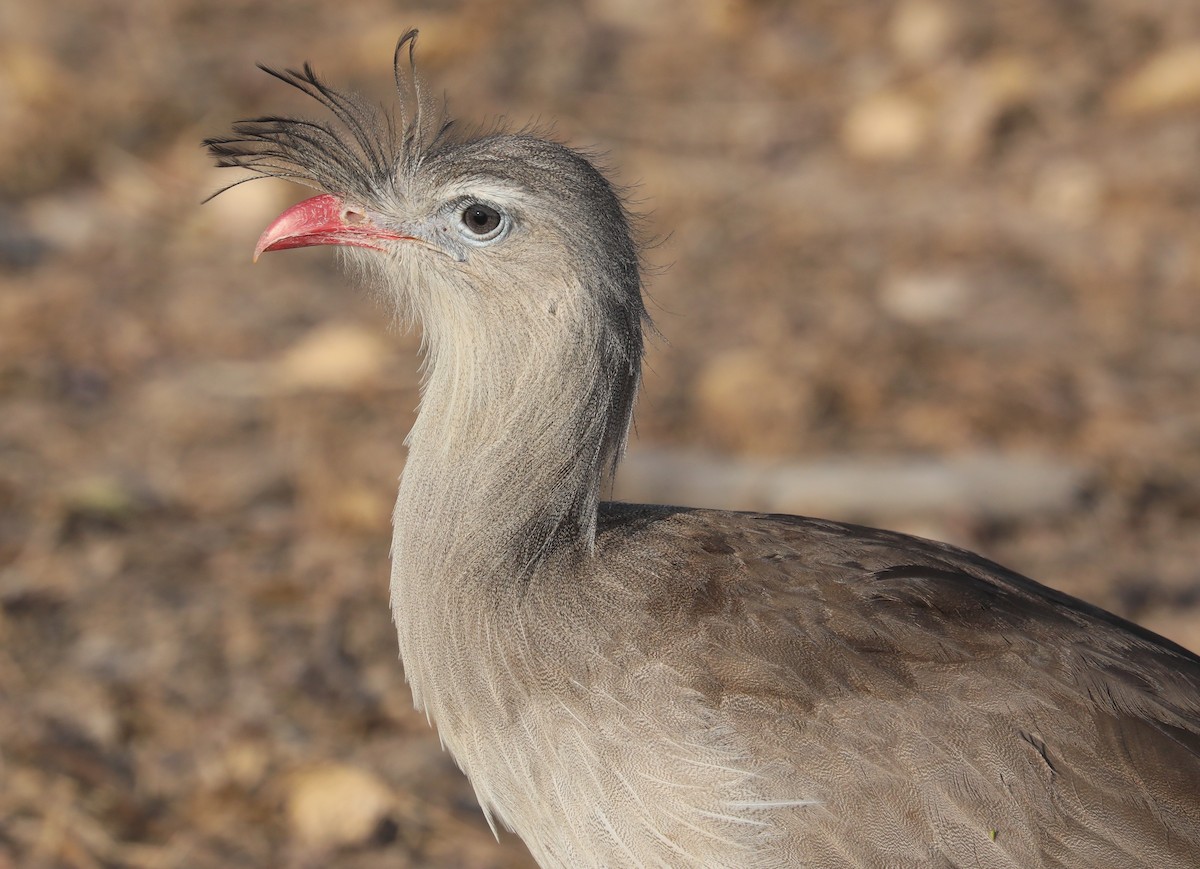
[{"x1": 205, "y1": 30, "x2": 1200, "y2": 869}]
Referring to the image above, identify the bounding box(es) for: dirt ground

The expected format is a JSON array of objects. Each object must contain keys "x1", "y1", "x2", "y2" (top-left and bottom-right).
[{"x1": 2, "y1": 1, "x2": 1199, "y2": 866}]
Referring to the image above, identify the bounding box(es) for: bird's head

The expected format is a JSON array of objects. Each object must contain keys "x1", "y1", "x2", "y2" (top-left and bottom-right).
[{"x1": 204, "y1": 30, "x2": 646, "y2": 359}]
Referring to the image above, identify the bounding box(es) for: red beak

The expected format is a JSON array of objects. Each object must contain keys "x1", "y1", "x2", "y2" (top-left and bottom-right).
[{"x1": 254, "y1": 194, "x2": 413, "y2": 261}]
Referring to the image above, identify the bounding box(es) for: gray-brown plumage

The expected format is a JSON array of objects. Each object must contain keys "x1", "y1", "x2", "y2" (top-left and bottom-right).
[{"x1": 206, "y1": 31, "x2": 1200, "y2": 868}]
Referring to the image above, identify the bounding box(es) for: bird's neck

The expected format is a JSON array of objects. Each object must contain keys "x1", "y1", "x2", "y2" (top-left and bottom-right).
[
  {"x1": 386, "y1": 264, "x2": 643, "y2": 719},
  {"x1": 391, "y1": 307, "x2": 639, "y2": 585}
]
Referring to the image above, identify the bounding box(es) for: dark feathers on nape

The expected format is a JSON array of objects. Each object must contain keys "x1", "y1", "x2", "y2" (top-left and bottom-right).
[{"x1": 202, "y1": 29, "x2": 455, "y2": 203}]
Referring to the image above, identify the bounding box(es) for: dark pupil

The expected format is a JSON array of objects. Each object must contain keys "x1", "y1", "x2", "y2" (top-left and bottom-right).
[{"x1": 464, "y1": 204, "x2": 500, "y2": 234}]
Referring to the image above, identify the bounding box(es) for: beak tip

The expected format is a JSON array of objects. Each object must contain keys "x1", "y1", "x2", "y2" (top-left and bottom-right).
[
  {"x1": 252, "y1": 193, "x2": 345, "y2": 261},
  {"x1": 252, "y1": 230, "x2": 274, "y2": 263}
]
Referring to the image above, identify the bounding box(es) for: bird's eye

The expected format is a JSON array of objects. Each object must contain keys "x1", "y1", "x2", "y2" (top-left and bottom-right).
[{"x1": 459, "y1": 202, "x2": 506, "y2": 241}]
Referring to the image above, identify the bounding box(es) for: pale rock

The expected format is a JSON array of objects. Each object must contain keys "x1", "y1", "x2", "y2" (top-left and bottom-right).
[
  {"x1": 890, "y1": 0, "x2": 955, "y2": 66},
  {"x1": 273, "y1": 323, "x2": 390, "y2": 392},
  {"x1": 1111, "y1": 43, "x2": 1200, "y2": 116},
  {"x1": 841, "y1": 91, "x2": 929, "y2": 162},
  {"x1": 286, "y1": 763, "x2": 395, "y2": 850},
  {"x1": 879, "y1": 270, "x2": 970, "y2": 324},
  {"x1": 324, "y1": 483, "x2": 392, "y2": 532}
]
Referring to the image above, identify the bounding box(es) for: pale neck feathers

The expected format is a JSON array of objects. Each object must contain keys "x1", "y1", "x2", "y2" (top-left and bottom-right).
[{"x1": 388, "y1": 255, "x2": 640, "y2": 700}]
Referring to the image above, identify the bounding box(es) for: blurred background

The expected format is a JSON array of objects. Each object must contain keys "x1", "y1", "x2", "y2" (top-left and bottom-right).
[{"x1": 2, "y1": 1, "x2": 1199, "y2": 866}]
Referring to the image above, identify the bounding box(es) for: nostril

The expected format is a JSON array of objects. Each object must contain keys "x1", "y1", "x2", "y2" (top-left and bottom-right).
[{"x1": 344, "y1": 209, "x2": 367, "y2": 225}]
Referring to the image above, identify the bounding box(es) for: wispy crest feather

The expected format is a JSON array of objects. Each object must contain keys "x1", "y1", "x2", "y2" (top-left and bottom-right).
[{"x1": 202, "y1": 29, "x2": 452, "y2": 203}]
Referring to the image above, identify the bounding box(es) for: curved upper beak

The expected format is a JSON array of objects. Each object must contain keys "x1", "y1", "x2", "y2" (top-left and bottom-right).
[{"x1": 254, "y1": 193, "x2": 415, "y2": 262}]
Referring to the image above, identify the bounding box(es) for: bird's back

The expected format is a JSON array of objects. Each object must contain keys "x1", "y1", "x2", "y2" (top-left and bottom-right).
[{"x1": 500, "y1": 504, "x2": 1200, "y2": 867}]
